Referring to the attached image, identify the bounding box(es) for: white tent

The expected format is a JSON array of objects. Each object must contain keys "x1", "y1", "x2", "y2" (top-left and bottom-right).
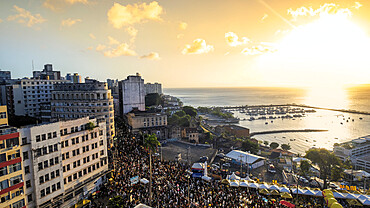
[
  {"x1": 258, "y1": 183, "x2": 270, "y2": 189},
  {"x1": 291, "y1": 188, "x2": 305, "y2": 195},
  {"x1": 247, "y1": 183, "x2": 259, "y2": 189},
  {"x1": 356, "y1": 194, "x2": 369, "y2": 201},
  {"x1": 140, "y1": 178, "x2": 149, "y2": 184},
  {"x1": 313, "y1": 190, "x2": 323, "y2": 197},
  {"x1": 230, "y1": 180, "x2": 240, "y2": 187},
  {"x1": 292, "y1": 157, "x2": 308, "y2": 162},
  {"x1": 227, "y1": 172, "x2": 240, "y2": 180},
  {"x1": 268, "y1": 185, "x2": 280, "y2": 191},
  {"x1": 239, "y1": 180, "x2": 248, "y2": 187},
  {"x1": 135, "y1": 204, "x2": 151, "y2": 208},
  {"x1": 225, "y1": 150, "x2": 265, "y2": 165},
  {"x1": 278, "y1": 186, "x2": 290, "y2": 193},
  {"x1": 359, "y1": 197, "x2": 370, "y2": 206},
  {"x1": 332, "y1": 192, "x2": 345, "y2": 199},
  {"x1": 202, "y1": 175, "x2": 212, "y2": 182},
  {"x1": 344, "y1": 169, "x2": 370, "y2": 178},
  {"x1": 343, "y1": 193, "x2": 357, "y2": 199},
  {"x1": 192, "y1": 163, "x2": 205, "y2": 170}
]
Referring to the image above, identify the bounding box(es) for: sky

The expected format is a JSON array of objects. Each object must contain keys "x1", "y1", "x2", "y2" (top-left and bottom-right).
[{"x1": 1, "y1": 0, "x2": 370, "y2": 88}]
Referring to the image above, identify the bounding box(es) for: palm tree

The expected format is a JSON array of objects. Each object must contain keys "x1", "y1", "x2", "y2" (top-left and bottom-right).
[{"x1": 143, "y1": 133, "x2": 160, "y2": 206}]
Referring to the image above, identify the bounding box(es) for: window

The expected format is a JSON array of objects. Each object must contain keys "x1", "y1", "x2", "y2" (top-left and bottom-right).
[
  {"x1": 55, "y1": 157, "x2": 59, "y2": 164},
  {"x1": 27, "y1": 194, "x2": 32, "y2": 202},
  {"x1": 46, "y1": 187, "x2": 50, "y2": 195},
  {"x1": 48, "y1": 133, "x2": 52, "y2": 139},
  {"x1": 42, "y1": 134, "x2": 46, "y2": 141},
  {"x1": 36, "y1": 135, "x2": 41, "y2": 142},
  {"x1": 38, "y1": 163, "x2": 43, "y2": 171},
  {"x1": 66, "y1": 152, "x2": 69, "y2": 159},
  {"x1": 56, "y1": 169, "x2": 60, "y2": 177},
  {"x1": 39, "y1": 176, "x2": 44, "y2": 184},
  {"x1": 53, "y1": 131, "x2": 57, "y2": 138},
  {"x1": 41, "y1": 189, "x2": 45, "y2": 197},
  {"x1": 54, "y1": 144, "x2": 58, "y2": 151},
  {"x1": 44, "y1": 160, "x2": 48, "y2": 168},
  {"x1": 100, "y1": 140, "x2": 104, "y2": 146},
  {"x1": 25, "y1": 166, "x2": 30, "y2": 174},
  {"x1": 72, "y1": 150, "x2": 76, "y2": 156},
  {"x1": 51, "y1": 171, "x2": 55, "y2": 179},
  {"x1": 75, "y1": 137, "x2": 79, "y2": 144},
  {"x1": 78, "y1": 171, "x2": 82, "y2": 177},
  {"x1": 26, "y1": 180, "x2": 31, "y2": 188},
  {"x1": 68, "y1": 176, "x2": 72, "y2": 182},
  {"x1": 48, "y1": 145, "x2": 53, "y2": 153},
  {"x1": 62, "y1": 154, "x2": 65, "y2": 160},
  {"x1": 73, "y1": 173, "x2": 77, "y2": 180},
  {"x1": 45, "y1": 174, "x2": 49, "y2": 181},
  {"x1": 72, "y1": 138, "x2": 75, "y2": 145},
  {"x1": 49, "y1": 158, "x2": 54, "y2": 166},
  {"x1": 67, "y1": 164, "x2": 70, "y2": 171},
  {"x1": 23, "y1": 151, "x2": 28, "y2": 160},
  {"x1": 100, "y1": 150, "x2": 104, "y2": 156},
  {"x1": 65, "y1": 140, "x2": 69, "y2": 147},
  {"x1": 42, "y1": 147, "x2": 47, "y2": 155},
  {"x1": 73, "y1": 161, "x2": 76, "y2": 168},
  {"x1": 6, "y1": 137, "x2": 19, "y2": 148},
  {"x1": 22, "y1": 137, "x2": 27, "y2": 145}
]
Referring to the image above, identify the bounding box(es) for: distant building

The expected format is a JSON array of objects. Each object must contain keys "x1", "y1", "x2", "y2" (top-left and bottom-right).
[
  {"x1": 126, "y1": 110, "x2": 167, "y2": 139},
  {"x1": 145, "y1": 82, "x2": 162, "y2": 95},
  {"x1": 50, "y1": 82, "x2": 115, "y2": 146},
  {"x1": 215, "y1": 125, "x2": 250, "y2": 138},
  {"x1": 66, "y1": 73, "x2": 82, "y2": 83},
  {"x1": 0, "y1": 70, "x2": 11, "y2": 82},
  {"x1": 118, "y1": 73, "x2": 145, "y2": 115},
  {"x1": 19, "y1": 117, "x2": 108, "y2": 208},
  {"x1": 6, "y1": 78, "x2": 68, "y2": 117},
  {"x1": 33, "y1": 64, "x2": 61, "y2": 80},
  {"x1": 0, "y1": 106, "x2": 26, "y2": 208},
  {"x1": 334, "y1": 135, "x2": 370, "y2": 173},
  {"x1": 107, "y1": 79, "x2": 119, "y2": 95},
  {"x1": 181, "y1": 127, "x2": 199, "y2": 143}
]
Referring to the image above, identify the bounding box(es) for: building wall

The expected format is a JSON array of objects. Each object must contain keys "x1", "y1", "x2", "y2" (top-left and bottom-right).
[
  {"x1": 0, "y1": 130, "x2": 26, "y2": 208},
  {"x1": 59, "y1": 118, "x2": 108, "y2": 208},
  {"x1": 119, "y1": 75, "x2": 145, "y2": 115},
  {"x1": 20, "y1": 122, "x2": 64, "y2": 208},
  {"x1": 144, "y1": 83, "x2": 162, "y2": 95},
  {"x1": 0, "y1": 105, "x2": 8, "y2": 126},
  {"x1": 127, "y1": 113, "x2": 167, "y2": 130},
  {"x1": 51, "y1": 82, "x2": 115, "y2": 146}
]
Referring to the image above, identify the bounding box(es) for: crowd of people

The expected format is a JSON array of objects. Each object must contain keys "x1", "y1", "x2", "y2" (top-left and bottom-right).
[{"x1": 96, "y1": 123, "x2": 358, "y2": 208}]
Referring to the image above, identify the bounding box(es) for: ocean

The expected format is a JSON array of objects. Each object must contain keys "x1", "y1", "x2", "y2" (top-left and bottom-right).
[{"x1": 164, "y1": 86, "x2": 370, "y2": 154}]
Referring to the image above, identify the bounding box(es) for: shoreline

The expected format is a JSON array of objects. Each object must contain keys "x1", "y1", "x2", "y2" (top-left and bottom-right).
[
  {"x1": 223, "y1": 104, "x2": 370, "y2": 115},
  {"x1": 250, "y1": 129, "x2": 328, "y2": 137}
]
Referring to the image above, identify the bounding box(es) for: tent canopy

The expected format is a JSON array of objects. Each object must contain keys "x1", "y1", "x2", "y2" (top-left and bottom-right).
[
  {"x1": 192, "y1": 163, "x2": 205, "y2": 170},
  {"x1": 227, "y1": 172, "x2": 240, "y2": 180},
  {"x1": 225, "y1": 150, "x2": 265, "y2": 164}
]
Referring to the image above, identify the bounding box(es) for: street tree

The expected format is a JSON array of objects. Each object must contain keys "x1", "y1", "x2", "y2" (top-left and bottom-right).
[
  {"x1": 143, "y1": 134, "x2": 161, "y2": 206},
  {"x1": 270, "y1": 142, "x2": 279, "y2": 149},
  {"x1": 183, "y1": 106, "x2": 197, "y2": 117},
  {"x1": 305, "y1": 148, "x2": 343, "y2": 189},
  {"x1": 281, "y1": 143, "x2": 291, "y2": 151},
  {"x1": 299, "y1": 160, "x2": 311, "y2": 178}
]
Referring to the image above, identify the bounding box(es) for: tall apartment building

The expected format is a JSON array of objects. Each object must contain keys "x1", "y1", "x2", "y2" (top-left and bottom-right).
[
  {"x1": 6, "y1": 78, "x2": 67, "y2": 117},
  {"x1": 0, "y1": 70, "x2": 11, "y2": 82},
  {"x1": 33, "y1": 64, "x2": 61, "y2": 80},
  {"x1": 19, "y1": 117, "x2": 109, "y2": 208},
  {"x1": 50, "y1": 82, "x2": 115, "y2": 146},
  {"x1": 65, "y1": 73, "x2": 82, "y2": 84},
  {"x1": 0, "y1": 106, "x2": 26, "y2": 208},
  {"x1": 144, "y1": 82, "x2": 162, "y2": 95},
  {"x1": 334, "y1": 135, "x2": 370, "y2": 172},
  {"x1": 118, "y1": 73, "x2": 145, "y2": 116}
]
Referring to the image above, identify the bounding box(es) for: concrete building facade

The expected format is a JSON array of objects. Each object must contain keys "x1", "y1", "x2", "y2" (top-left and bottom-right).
[
  {"x1": 126, "y1": 111, "x2": 168, "y2": 139},
  {"x1": 0, "y1": 106, "x2": 26, "y2": 208},
  {"x1": 118, "y1": 73, "x2": 145, "y2": 115},
  {"x1": 144, "y1": 82, "x2": 162, "y2": 95},
  {"x1": 50, "y1": 82, "x2": 115, "y2": 146},
  {"x1": 19, "y1": 117, "x2": 108, "y2": 208},
  {"x1": 33, "y1": 64, "x2": 61, "y2": 80}
]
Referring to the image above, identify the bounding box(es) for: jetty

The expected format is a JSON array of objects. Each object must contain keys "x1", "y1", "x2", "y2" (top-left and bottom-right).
[{"x1": 250, "y1": 129, "x2": 328, "y2": 137}]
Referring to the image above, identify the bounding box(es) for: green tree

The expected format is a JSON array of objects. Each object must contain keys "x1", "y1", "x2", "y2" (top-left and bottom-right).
[
  {"x1": 270, "y1": 142, "x2": 279, "y2": 149},
  {"x1": 143, "y1": 134, "x2": 160, "y2": 206},
  {"x1": 242, "y1": 139, "x2": 259, "y2": 154},
  {"x1": 179, "y1": 115, "x2": 190, "y2": 127},
  {"x1": 183, "y1": 106, "x2": 197, "y2": 117},
  {"x1": 299, "y1": 160, "x2": 311, "y2": 178},
  {"x1": 281, "y1": 143, "x2": 291, "y2": 151},
  {"x1": 174, "y1": 110, "x2": 186, "y2": 117},
  {"x1": 305, "y1": 148, "x2": 343, "y2": 189},
  {"x1": 145, "y1": 93, "x2": 162, "y2": 107},
  {"x1": 108, "y1": 195, "x2": 124, "y2": 208}
]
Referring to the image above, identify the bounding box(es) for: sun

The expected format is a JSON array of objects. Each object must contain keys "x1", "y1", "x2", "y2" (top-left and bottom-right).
[{"x1": 255, "y1": 11, "x2": 370, "y2": 87}]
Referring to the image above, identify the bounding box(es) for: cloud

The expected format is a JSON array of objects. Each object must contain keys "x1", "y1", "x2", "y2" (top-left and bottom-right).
[
  {"x1": 225, "y1": 32, "x2": 250, "y2": 47},
  {"x1": 140, "y1": 52, "x2": 161, "y2": 60},
  {"x1": 61, "y1": 18, "x2": 81, "y2": 27},
  {"x1": 261, "y1": 14, "x2": 268, "y2": 22},
  {"x1": 43, "y1": 0, "x2": 89, "y2": 11},
  {"x1": 89, "y1": 33, "x2": 96, "y2": 39},
  {"x1": 241, "y1": 45, "x2": 276, "y2": 56},
  {"x1": 287, "y1": 3, "x2": 355, "y2": 21},
  {"x1": 108, "y1": 36, "x2": 119, "y2": 45},
  {"x1": 353, "y1": 2, "x2": 362, "y2": 10},
  {"x1": 96, "y1": 44, "x2": 106, "y2": 51},
  {"x1": 126, "y1": 26, "x2": 138, "y2": 43},
  {"x1": 182, "y1": 39, "x2": 214, "y2": 55},
  {"x1": 104, "y1": 43, "x2": 137, "y2": 57},
  {"x1": 107, "y1": 1, "x2": 163, "y2": 29},
  {"x1": 7, "y1": 5, "x2": 46, "y2": 27},
  {"x1": 179, "y1": 22, "x2": 187, "y2": 30}
]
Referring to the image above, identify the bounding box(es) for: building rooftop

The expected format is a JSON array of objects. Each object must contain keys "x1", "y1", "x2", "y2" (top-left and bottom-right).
[{"x1": 335, "y1": 135, "x2": 370, "y2": 150}]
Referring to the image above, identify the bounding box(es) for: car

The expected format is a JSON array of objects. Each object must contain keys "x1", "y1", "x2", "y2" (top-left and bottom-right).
[
  {"x1": 222, "y1": 163, "x2": 231, "y2": 167},
  {"x1": 200, "y1": 156, "x2": 208, "y2": 162}
]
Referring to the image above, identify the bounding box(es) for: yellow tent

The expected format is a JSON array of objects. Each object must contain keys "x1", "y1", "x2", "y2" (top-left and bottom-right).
[
  {"x1": 270, "y1": 190, "x2": 280, "y2": 196},
  {"x1": 259, "y1": 188, "x2": 270, "y2": 195},
  {"x1": 330, "y1": 202, "x2": 343, "y2": 208},
  {"x1": 326, "y1": 198, "x2": 337, "y2": 207},
  {"x1": 74, "y1": 199, "x2": 91, "y2": 208},
  {"x1": 280, "y1": 192, "x2": 293, "y2": 199}
]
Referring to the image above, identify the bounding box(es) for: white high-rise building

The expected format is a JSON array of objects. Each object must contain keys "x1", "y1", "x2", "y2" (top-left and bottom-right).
[
  {"x1": 144, "y1": 82, "x2": 162, "y2": 95},
  {"x1": 20, "y1": 117, "x2": 109, "y2": 208},
  {"x1": 50, "y1": 82, "x2": 115, "y2": 147},
  {"x1": 118, "y1": 73, "x2": 145, "y2": 115}
]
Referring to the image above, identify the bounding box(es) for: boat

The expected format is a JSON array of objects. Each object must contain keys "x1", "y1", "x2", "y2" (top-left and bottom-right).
[
  {"x1": 271, "y1": 121, "x2": 273, "y2": 123},
  {"x1": 265, "y1": 122, "x2": 268, "y2": 125},
  {"x1": 360, "y1": 117, "x2": 363, "y2": 120},
  {"x1": 340, "y1": 122, "x2": 343, "y2": 125}
]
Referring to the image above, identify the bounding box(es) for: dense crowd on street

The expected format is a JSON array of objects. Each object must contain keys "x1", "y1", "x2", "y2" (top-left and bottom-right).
[{"x1": 99, "y1": 132, "x2": 356, "y2": 208}]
